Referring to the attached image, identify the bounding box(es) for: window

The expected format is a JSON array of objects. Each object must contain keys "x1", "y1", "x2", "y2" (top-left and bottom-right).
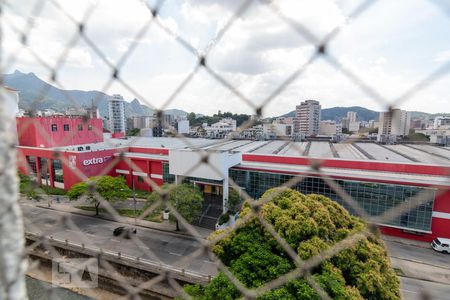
[
  {"x1": 51, "y1": 124, "x2": 57, "y2": 132},
  {"x1": 77, "y1": 124, "x2": 83, "y2": 131},
  {"x1": 88, "y1": 124, "x2": 93, "y2": 131},
  {"x1": 137, "y1": 176, "x2": 144, "y2": 183},
  {"x1": 52, "y1": 159, "x2": 63, "y2": 183},
  {"x1": 63, "y1": 124, "x2": 69, "y2": 131}
]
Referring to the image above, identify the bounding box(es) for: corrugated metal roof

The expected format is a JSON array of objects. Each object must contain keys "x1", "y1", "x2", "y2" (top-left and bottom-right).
[
  {"x1": 355, "y1": 143, "x2": 412, "y2": 162},
  {"x1": 308, "y1": 142, "x2": 333, "y2": 158},
  {"x1": 40, "y1": 137, "x2": 450, "y2": 166},
  {"x1": 333, "y1": 143, "x2": 367, "y2": 159},
  {"x1": 385, "y1": 145, "x2": 449, "y2": 164}
]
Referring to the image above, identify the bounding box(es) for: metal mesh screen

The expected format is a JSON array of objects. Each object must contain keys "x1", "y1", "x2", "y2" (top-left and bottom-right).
[{"x1": 1, "y1": 0, "x2": 450, "y2": 299}]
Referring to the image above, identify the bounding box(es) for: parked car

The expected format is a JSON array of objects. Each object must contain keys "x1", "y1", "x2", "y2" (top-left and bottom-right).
[
  {"x1": 113, "y1": 226, "x2": 136, "y2": 239},
  {"x1": 431, "y1": 237, "x2": 450, "y2": 253}
]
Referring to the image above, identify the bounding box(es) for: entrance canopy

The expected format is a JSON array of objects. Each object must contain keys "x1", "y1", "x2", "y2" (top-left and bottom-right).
[{"x1": 169, "y1": 149, "x2": 241, "y2": 181}]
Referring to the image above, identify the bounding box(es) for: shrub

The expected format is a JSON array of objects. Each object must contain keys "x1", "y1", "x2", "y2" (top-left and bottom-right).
[{"x1": 185, "y1": 188, "x2": 400, "y2": 299}]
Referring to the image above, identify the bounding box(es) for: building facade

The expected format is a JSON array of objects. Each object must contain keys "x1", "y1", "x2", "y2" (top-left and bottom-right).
[
  {"x1": 293, "y1": 100, "x2": 321, "y2": 136},
  {"x1": 17, "y1": 116, "x2": 103, "y2": 148},
  {"x1": 378, "y1": 109, "x2": 411, "y2": 137},
  {"x1": 108, "y1": 94, "x2": 126, "y2": 137},
  {"x1": 16, "y1": 122, "x2": 450, "y2": 242},
  {"x1": 319, "y1": 120, "x2": 342, "y2": 135}
]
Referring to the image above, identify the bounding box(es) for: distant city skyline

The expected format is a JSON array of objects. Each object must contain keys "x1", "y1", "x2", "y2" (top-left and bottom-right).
[{"x1": 3, "y1": 0, "x2": 450, "y2": 116}]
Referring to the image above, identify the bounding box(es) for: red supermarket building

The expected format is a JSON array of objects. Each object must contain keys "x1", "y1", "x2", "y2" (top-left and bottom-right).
[{"x1": 17, "y1": 116, "x2": 450, "y2": 241}]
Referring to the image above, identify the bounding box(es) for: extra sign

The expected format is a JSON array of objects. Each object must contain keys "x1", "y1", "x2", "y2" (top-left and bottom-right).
[{"x1": 82, "y1": 156, "x2": 111, "y2": 166}]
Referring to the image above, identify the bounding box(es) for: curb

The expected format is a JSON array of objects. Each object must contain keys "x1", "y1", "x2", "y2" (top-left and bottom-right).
[
  {"x1": 397, "y1": 273, "x2": 450, "y2": 285},
  {"x1": 35, "y1": 204, "x2": 208, "y2": 240},
  {"x1": 390, "y1": 255, "x2": 450, "y2": 271},
  {"x1": 382, "y1": 237, "x2": 430, "y2": 250}
]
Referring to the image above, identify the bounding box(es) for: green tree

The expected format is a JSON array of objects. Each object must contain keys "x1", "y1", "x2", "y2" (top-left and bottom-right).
[
  {"x1": 185, "y1": 188, "x2": 400, "y2": 299},
  {"x1": 405, "y1": 132, "x2": 429, "y2": 141},
  {"x1": 127, "y1": 128, "x2": 140, "y2": 136},
  {"x1": 147, "y1": 183, "x2": 204, "y2": 230},
  {"x1": 227, "y1": 188, "x2": 242, "y2": 213},
  {"x1": 67, "y1": 176, "x2": 131, "y2": 215},
  {"x1": 19, "y1": 173, "x2": 40, "y2": 200},
  {"x1": 187, "y1": 112, "x2": 196, "y2": 124}
]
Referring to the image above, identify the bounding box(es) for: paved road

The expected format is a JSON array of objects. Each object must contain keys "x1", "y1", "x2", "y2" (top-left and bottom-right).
[
  {"x1": 22, "y1": 202, "x2": 450, "y2": 299},
  {"x1": 401, "y1": 277, "x2": 450, "y2": 300},
  {"x1": 21, "y1": 204, "x2": 216, "y2": 277},
  {"x1": 384, "y1": 239, "x2": 450, "y2": 268}
]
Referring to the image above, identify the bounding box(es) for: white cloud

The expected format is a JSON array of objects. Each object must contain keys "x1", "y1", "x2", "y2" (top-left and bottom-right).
[
  {"x1": 434, "y1": 50, "x2": 450, "y2": 63},
  {"x1": 2, "y1": 0, "x2": 450, "y2": 116}
]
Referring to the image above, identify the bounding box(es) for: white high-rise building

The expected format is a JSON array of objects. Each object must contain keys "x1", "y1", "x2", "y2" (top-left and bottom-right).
[
  {"x1": 347, "y1": 111, "x2": 357, "y2": 122},
  {"x1": 293, "y1": 100, "x2": 321, "y2": 136},
  {"x1": 108, "y1": 94, "x2": 126, "y2": 134},
  {"x1": 378, "y1": 109, "x2": 410, "y2": 136}
]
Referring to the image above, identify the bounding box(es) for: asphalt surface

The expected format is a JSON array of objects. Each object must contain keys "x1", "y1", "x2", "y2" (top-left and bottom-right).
[
  {"x1": 22, "y1": 202, "x2": 450, "y2": 299},
  {"x1": 384, "y1": 239, "x2": 450, "y2": 268},
  {"x1": 401, "y1": 277, "x2": 450, "y2": 300},
  {"x1": 21, "y1": 203, "x2": 216, "y2": 277}
]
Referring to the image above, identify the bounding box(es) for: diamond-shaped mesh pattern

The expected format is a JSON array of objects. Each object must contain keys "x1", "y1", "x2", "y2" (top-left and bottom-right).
[{"x1": 1, "y1": 0, "x2": 450, "y2": 299}]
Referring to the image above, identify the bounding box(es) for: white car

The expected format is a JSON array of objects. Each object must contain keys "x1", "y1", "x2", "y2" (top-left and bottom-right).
[{"x1": 431, "y1": 237, "x2": 450, "y2": 254}]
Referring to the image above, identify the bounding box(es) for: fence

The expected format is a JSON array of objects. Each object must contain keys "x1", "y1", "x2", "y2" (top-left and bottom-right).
[{"x1": 1, "y1": 0, "x2": 450, "y2": 299}]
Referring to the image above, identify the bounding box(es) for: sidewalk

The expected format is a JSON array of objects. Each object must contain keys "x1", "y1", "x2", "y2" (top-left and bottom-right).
[{"x1": 27, "y1": 200, "x2": 213, "y2": 240}]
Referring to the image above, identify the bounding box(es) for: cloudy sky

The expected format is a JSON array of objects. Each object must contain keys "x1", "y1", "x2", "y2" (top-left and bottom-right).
[{"x1": 3, "y1": 0, "x2": 450, "y2": 116}]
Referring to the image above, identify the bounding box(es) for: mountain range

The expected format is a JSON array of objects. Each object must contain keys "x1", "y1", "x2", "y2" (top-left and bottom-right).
[
  {"x1": 3, "y1": 70, "x2": 187, "y2": 118},
  {"x1": 4, "y1": 70, "x2": 445, "y2": 121},
  {"x1": 281, "y1": 106, "x2": 379, "y2": 121},
  {"x1": 281, "y1": 106, "x2": 448, "y2": 122}
]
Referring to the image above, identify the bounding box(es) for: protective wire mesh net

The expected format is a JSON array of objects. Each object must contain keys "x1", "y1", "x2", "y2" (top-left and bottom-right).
[{"x1": 1, "y1": 0, "x2": 450, "y2": 299}]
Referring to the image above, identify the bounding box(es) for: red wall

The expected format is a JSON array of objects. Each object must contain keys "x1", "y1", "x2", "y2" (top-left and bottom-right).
[
  {"x1": 62, "y1": 149, "x2": 120, "y2": 189},
  {"x1": 17, "y1": 117, "x2": 103, "y2": 148},
  {"x1": 433, "y1": 189, "x2": 450, "y2": 213},
  {"x1": 242, "y1": 154, "x2": 450, "y2": 176}
]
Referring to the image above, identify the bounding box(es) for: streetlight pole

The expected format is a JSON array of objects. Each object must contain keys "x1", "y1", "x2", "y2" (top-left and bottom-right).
[{"x1": 132, "y1": 176, "x2": 136, "y2": 226}]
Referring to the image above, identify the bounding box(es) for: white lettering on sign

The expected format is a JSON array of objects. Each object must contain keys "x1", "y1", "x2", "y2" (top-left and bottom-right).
[{"x1": 82, "y1": 156, "x2": 111, "y2": 166}]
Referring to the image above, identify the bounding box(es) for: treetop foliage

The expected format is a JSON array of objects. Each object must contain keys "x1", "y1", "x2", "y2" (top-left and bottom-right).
[
  {"x1": 67, "y1": 175, "x2": 131, "y2": 202},
  {"x1": 186, "y1": 188, "x2": 400, "y2": 300},
  {"x1": 187, "y1": 110, "x2": 251, "y2": 127},
  {"x1": 147, "y1": 183, "x2": 203, "y2": 223}
]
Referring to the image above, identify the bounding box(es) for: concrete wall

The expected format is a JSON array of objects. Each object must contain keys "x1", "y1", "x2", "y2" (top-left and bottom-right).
[{"x1": 169, "y1": 149, "x2": 242, "y2": 180}]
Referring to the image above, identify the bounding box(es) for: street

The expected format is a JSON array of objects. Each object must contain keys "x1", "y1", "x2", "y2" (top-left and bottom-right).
[
  {"x1": 21, "y1": 202, "x2": 450, "y2": 299},
  {"x1": 21, "y1": 203, "x2": 216, "y2": 277},
  {"x1": 384, "y1": 238, "x2": 450, "y2": 268},
  {"x1": 401, "y1": 277, "x2": 450, "y2": 300}
]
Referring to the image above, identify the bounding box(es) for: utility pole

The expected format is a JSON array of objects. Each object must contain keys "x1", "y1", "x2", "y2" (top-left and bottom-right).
[{"x1": 133, "y1": 176, "x2": 136, "y2": 226}]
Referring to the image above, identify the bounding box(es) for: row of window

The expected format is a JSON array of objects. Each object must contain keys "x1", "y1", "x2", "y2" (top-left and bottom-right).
[
  {"x1": 50, "y1": 124, "x2": 93, "y2": 132},
  {"x1": 26, "y1": 156, "x2": 64, "y2": 183},
  {"x1": 228, "y1": 169, "x2": 434, "y2": 232}
]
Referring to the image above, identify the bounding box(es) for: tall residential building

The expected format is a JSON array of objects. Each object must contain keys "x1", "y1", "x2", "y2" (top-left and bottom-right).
[
  {"x1": 347, "y1": 111, "x2": 357, "y2": 123},
  {"x1": 378, "y1": 109, "x2": 410, "y2": 136},
  {"x1": 108, "y1": 94, "x2": 126, "y2": 135},
  {"x1": 293, "y1": 100, "x2": 321, "y2": 136},
  {"x1": 342, "y1": 111, "x2": 357, "y2": 129}
]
